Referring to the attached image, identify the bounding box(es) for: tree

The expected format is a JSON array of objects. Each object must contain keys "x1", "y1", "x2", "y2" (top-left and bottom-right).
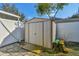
[
  {"x1": 70, "y1": 14, "x2": 79, "y2": 18},
  {"x1": 1, "y1": 3, "x2": 11, "y2": 12},
  {"x1": 69, "y1": 7, "x2": 79, "y2": 19},
  {"x1": 36, "y1": 3, "x2": 68, "y2": 20},
  {"x1": 36, "y1": 3, "x2": 69, "y2": 51},
  {"x1": 19, "y1": 13, "x2": 25, "y2": 21},
  {"x1": 0, "y1": 3, "x2": 25, "y2": 21}
]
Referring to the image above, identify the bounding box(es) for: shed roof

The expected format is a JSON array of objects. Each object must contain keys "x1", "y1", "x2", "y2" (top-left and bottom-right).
[
  {"x1": 26, "y1": 17, "x2": 79, "y2": 23},
  {"x1": 26, "y1": 18, "x2": 50, "y2": 23}
]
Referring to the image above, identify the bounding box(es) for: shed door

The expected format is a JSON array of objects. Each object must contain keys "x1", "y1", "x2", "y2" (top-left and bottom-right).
[{"x1": 29, "y1": 22, "x2": 43, "y2": 46}]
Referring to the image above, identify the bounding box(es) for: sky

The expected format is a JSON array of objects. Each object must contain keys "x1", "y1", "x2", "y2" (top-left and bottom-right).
[{"x1": 0, "y1": 3, "x2": 79, "y2": 20}]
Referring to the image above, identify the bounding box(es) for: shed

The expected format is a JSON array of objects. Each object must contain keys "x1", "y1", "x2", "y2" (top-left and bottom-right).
[
  {"x1": 56, "y1": 18, "x2": 79, "y2": 42},
  {"x1": 0, "y1": 10, "x2": 23, "y2": 47},
  {"x1": 25, "y1": 18, "x2": 56, "y2": 48}
]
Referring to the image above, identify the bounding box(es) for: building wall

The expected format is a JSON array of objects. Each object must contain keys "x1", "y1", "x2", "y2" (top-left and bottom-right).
[
  {"x1": 57, "y1": 21, "x2": 79, "y2": 42},
  {"x1": 0, "y1": 18, "x2": 23, "y2": 47}
]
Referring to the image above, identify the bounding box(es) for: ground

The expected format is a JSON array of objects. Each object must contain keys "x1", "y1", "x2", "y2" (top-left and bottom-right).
[
  {"x1": 0, "y1": 43, "x2": 36, "y2": 56},
  {"x1": 40, "y1": 43, "x2": 79, "y2": 56},
  {"x1": 0, "y1": 42, "x2": 79, "y2": 56}
]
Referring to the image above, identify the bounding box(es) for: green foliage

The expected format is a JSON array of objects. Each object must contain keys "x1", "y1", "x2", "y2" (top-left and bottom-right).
[
  {"x1": 19, "y1": 13, "x2": 25, "y2": 21},
  {"x1": 36, "y1": 3, "x2": 68, "y2": 18},
  {"x1": 36, "y1": 3, "x2": 52, "y2": 16},
  {"x1": 55, "y1": 3, "x2": 68, "y2": 10},
  {"x1": 0, "y1": 3, "x2": 25, "y2": 21},
  {"x1": 70, "y1": 14, "x2": 79, "y2": 18}
]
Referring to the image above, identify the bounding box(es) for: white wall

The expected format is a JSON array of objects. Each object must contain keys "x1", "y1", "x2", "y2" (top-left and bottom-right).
[
  {"x1": 57, "y1": 22, "x2": 79, "y2": 42},
  {"x1": 0, "y1": 18, "x2": 23, "y2": 47}
]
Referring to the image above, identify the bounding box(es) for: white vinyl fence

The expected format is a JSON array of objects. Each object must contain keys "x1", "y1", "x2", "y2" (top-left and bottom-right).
[
  {"x1": 57, "y1": 20, "x2": 79, "y2": 42},
  {"x1": 0, "y1": 18, "x2": 24, "y2": 47}
]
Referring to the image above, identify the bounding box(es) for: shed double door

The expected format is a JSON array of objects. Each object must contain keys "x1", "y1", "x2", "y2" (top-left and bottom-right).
[{"x1": 29, "y1": 22, "x2": 43, "y2": 46}]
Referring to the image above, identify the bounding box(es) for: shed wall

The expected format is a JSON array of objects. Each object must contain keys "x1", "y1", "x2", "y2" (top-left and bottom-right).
[
  {"x1": 25, "y1": 20, "x2": 56, "y2": 48},
  {"x1": 25, "y1": 23, "x2": 29, "y2": 42},
  {"x1": 44, "y1": 21, "x2": 52, "y2": 48},
  {"x1": 52, "y1": 21, "x2": 56, "y2": 42}
]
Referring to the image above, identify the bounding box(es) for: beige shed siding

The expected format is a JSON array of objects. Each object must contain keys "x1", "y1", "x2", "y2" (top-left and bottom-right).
[
  {"x1": 25, "y1": 18, "x2": 56, "y2": 48},
  {"x1": 44, "y1": 21, "x2": 52, "y2": 48},
  {"x1": 25, "y1": 23, "x2": 29, "y2": 42},
  {"x1": 52, "y1": 21, "x2": 56, "y2": 42},
  {"x1": 29, "y1": 22, "x2": 43, "y2": 46}
]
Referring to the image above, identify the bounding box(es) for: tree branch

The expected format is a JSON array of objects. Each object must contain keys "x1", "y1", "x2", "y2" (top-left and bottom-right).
[{"x1": 53, "y1": 9, "x2": 59, "y2": 20}]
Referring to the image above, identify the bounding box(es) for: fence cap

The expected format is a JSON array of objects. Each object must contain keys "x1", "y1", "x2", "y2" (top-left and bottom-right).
[{"x1": 0, "y1": 10, "x2": 20, "y2": 18}]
